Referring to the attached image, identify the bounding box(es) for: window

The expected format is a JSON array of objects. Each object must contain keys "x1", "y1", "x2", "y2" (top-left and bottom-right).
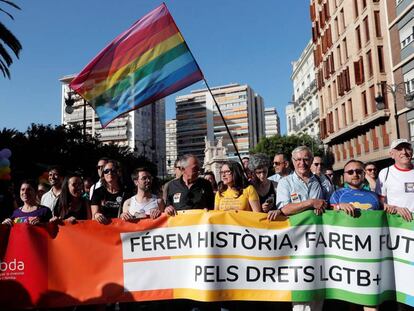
[
  {"x1": 374, "y1": 11, "x2": 382, "y2": 37},
  {"x1": 354, "y1": 57, "x2": 365, "y2": 85},
  {"x1": 356, "y1": 26, "x2": 362, "y2": 50},
  {"x1": 410, "y1": 120, "x2": 414, "y2": 142},
  {"x1": 354, "y1": 0, "x2": 359, "y2": 19},
  {"x1": 366, "y1": 50, "x2": 373, "y2": 78},
  {"x1": 363, "y1": 17, "x2": 370, "y2": 43},
  {"x1": 343, "y1": 38, "x2": 348, "y2": 60},
  {"x1": 348, "y1": 99, "x2": 354, "y2": 123},
  {"x1": 337, "y1": 45, "x2": 342, "y2": 66},
  {"x1": 369, "y1": 85, "x2": 376, "y2": 113},
  {"x1": 340, "y1": 9, "x2": 345, "y2": 32},
  {"x1": 378, "y1": 46, "x2": 385, "y2": 73},
  {"x1": 342, "y1": 103, "x2": 347, "y2": 126},
  {"x1": 362, "y1": 91, "x2": 368, "y2": 116}
]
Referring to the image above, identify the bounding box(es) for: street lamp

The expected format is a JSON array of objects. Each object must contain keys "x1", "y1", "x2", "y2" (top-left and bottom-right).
[{"x1": 375, "y1": 82, "x2": 414, "y2": 139}]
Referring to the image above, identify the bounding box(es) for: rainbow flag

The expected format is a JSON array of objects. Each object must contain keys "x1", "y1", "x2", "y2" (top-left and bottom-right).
[{"x1": 69, "y1": 3, "x2": 204, "y2": 127}]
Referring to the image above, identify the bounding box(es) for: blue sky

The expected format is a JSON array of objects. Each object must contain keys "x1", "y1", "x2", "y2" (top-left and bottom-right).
[{"x1": 0, "y1": 0, "x2": 311, "y2": 134}]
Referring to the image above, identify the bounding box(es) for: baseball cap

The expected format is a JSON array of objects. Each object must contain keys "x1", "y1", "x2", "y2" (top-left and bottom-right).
[{"x1": 390, "y1": 138, "x2": 411, "y2": 150}]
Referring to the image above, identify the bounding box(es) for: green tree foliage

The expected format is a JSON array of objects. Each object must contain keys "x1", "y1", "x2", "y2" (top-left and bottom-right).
[
  {"x1": 252, "y1": 134, "x2": 325, "y2": 160},
  {"x1": 0, "y1": 124, "x2": 157, "y2": 185},
  {"x1": 0, "y1": 0, "x2": 22, "y2": 78}
]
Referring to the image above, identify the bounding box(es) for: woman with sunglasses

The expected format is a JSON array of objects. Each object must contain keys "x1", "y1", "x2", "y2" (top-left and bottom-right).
[
  {"x1": 215, "y1": 161, "x2": 262, "y2": 212},
  {"x1": 91, "y1": 160, "x2": 126, "y2": 224},
  {"x1": 2, "y1": 180, "x2": 52, "y2": 225},
  {"x1": 50, "y1": 174, "x2": 91, "y2": 223}
]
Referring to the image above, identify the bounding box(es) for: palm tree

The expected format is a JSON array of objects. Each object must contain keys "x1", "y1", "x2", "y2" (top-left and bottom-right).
[{"x1": 0, "y1": 0, "x2": 21, "y2": 79}]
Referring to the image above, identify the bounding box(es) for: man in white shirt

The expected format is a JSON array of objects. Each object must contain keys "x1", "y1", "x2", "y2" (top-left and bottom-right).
[
  {"x1": 40, "y1": 166, "x2": 64, "y2": 211},
  {"x1": 89, "y1": 157, "x2": 108, "y2": 200},
  {"x1": 268, "y1": 153, "x2": 292, "y2": 183},
  {"x1": 376, "y1": 138, "x2": 414, "y2": 222}
]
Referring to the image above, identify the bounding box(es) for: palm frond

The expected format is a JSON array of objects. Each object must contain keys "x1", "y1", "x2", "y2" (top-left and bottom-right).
[
  {"x1": 0, "y1": 43, "x2": 12, "y2": 65},
  {"x1": 0, "y1": 8, "x2": 14, "y2": 19},
  {"x1": 0, "y1": 59, "x2": 10, "y2": 78},
  {"x1": 0, "y1": 22, "x2": 22, "y2": 57},
  {"x1": 0, "y1": 0, "x2": 21, "y2": 11}
]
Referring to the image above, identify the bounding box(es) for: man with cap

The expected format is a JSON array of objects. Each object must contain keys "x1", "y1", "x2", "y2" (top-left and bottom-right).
[{"x1": 376, "y1": 138, "x2": 414, "y2": 222}]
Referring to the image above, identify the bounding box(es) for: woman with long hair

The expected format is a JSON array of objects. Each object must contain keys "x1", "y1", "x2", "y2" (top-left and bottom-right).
[
  {"x1": 214, "y1": 161, "x2": 262, "y2": 212},
  {"x1": 2, "y1": 180, "x2": 52, "y2": 225},
  {"x1": 248, "y1": 153, "x2": 277, "y2": 212},
  {"x1": 50, "y1": 174, "x2": 91, "y2": 223},
  {"x1": 91, "y1": 159, "x2": 127, "y2": 224}
]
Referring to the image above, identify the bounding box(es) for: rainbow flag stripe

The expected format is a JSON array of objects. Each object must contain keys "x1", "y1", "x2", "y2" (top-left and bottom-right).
[{"x1": 69, "y1": 3, "x2": 203, "y2": 127}]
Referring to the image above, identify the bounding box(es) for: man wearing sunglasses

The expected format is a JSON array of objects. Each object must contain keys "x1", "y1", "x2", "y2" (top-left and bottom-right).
[
  {"x1": 89, "y1": 157, "x2": 109, "y2": 200},
  {"x1": 330, "y1": 160, "x2": 381, "y2": 216},
  {"x1": 376, "y1": 139, "x2": 414, "y2": 222},
  {"x1": 268, "y1": 153, "x2": 292, "y2": 183}
]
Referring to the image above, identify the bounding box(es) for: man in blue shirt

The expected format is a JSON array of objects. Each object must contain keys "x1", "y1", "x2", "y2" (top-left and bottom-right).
[{"x1": 330, "y1": 159, "x2": 380, "y2": 216}]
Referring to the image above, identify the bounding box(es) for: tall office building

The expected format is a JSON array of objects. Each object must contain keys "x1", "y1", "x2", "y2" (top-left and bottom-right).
[
  {"x1": 386, "y1": 0, "x2": 414, "y2": 140},
  {"x1": 175, "y1": 83, "x2": 265, "y2": 163},
  {"x1": 311, "y1": 0, "x2": 394, "y2": 170},
  {"x1": 264, "y1": 107, "x2": 280, "y2": 137},
  {"x1": 165, "y1": 119, "x2": 177, "y2": 176},
  {"x1": 289, "y1": 40, "x2": 320, "y2": 138},
  {"x1": 60, "y1": 75, "x2": 166, "y2": 176}
]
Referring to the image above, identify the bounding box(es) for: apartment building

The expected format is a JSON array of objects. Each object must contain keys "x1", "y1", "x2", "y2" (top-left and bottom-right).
[
  {"x1": 311, "y1": 0, "x2": 394, "y2": 170},
  {"x1": 289, "y1": 40, "x2": 320, "y2": 138},
  {"x1": 386, "y1": 0, "x2": 414, "y2": 140},
  {"x1": 176, "y1": 83, "x2": 265, "y2": 163},
  {"x1": 264, "y1": 107, "x2": 281, "y2": 137},
  {"x1": 165, "y1": 119, "x2": 177, "y2": 176}
]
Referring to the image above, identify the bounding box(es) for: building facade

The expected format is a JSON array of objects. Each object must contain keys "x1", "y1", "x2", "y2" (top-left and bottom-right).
[
  {"x1": 165, "y1": 119, "x2": 177, "y2": 176},
  {"x1": 386, "y1": 0, "x2": 414, "y2": 141},
  {"x1": 175, "y1": 83, "x2": 265, "y2": 163},
  {"x1": 311, "y1": 0, "x2": 394, "y2": 170},
  {"x1": 60, "y1": 76, "x2": 166, "y2": 177},
  {"x1": 264, "y1": 107, "x2": 281, "y2": 137},
  {"x1": 289, "y1": 40, "x2": 320, "y2": 138}
]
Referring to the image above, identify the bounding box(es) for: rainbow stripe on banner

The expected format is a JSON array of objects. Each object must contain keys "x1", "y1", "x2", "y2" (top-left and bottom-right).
[{"x1": 69, "y1": 3, "x2": 203, "y2": 127}]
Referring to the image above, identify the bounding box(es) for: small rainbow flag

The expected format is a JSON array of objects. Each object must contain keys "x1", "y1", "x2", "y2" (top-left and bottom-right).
[{"x1": 70, "y1": 3, "x2": 204, "y2": 127}]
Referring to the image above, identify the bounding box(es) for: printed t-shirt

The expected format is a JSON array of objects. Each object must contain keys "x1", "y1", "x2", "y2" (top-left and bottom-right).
[
  {"x1": 11, "y1": 206, "x2": 52, "y2": 223},
  {"x1": 91, "y1": 186, "x2": 125, "y2": 219},
  {"x1": 329, "y1": 187, "x2": 381, "y2": 210},
  {"x1": 376, "y1": 165, "x2": 414, "y2": 212},
  {"x1": 215, "y1": 185, "x2": 259, "y2": 211}
]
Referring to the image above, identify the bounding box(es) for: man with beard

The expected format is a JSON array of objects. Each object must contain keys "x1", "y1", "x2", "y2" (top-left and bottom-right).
[
  {"x1": 41, "y1": 165, "x2": 64, "y2": 212},
  {"x1": 120, "y1": 167, "x2": 163, "y2": 221},
  {"x1": 330, "y1": 160, "x2": 381, "y2": 215}
]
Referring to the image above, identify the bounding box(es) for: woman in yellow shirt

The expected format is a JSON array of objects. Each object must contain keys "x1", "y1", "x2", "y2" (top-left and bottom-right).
[{"x1": 214, "y1": 161, "x2": 262, "y2": 212}]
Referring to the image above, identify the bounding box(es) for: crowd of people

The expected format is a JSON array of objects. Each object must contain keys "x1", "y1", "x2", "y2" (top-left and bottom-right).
[{"x1": 1, "y1": 138, "x2": 414, "y2": 311}]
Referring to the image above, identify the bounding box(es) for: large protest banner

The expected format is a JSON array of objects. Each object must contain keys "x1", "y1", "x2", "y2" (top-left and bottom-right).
[{"x1": 1, "y1": 210, "x2": 414, "y2": 309}]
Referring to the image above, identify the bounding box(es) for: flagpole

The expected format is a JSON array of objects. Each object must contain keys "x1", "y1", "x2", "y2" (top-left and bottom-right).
[{"x1": 202, "y1": 78, "x2": 248, "y2": 175}]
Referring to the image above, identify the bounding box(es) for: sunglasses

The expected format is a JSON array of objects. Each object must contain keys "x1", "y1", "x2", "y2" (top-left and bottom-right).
[
  {"x1": 103, "y1": 168, "x2": 117, "y2": 175},
  {"x1": 313, "y1": 163, "x2": 323, "y2": 166},
  {"x1": 366, "y1": 168, "x2": 377, "y2": 172},
  {"x1": 273, "y1": 161, "x2": 284, "y2": 166},
  {"x1": 345, "y1": 169, "x2": 364, "y2": 175}
]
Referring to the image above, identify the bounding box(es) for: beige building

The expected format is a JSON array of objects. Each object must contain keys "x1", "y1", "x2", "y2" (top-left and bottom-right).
[
  {"x1": 311, "y1": 0, "x2": 394, "y2": 170},
  {"x1": 264, "y1": 107, "x2": 281, "y2": 137},
  {"x1": 386, "y1": 0, "x2": 414, "y2": 141},
  {"x1": 289, "y1": 40, "x2": 320, "y2": 138},
  {"x1": 176, "y1": 83, "x2": 265, "y2": 163}
]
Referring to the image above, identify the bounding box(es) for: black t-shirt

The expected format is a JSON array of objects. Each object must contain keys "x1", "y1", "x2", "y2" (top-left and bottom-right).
[
  {"x1": 166, "y1": 177, "x2": 214, "y2": 211},
  {"x1": 91, "y1": 186, "x2": 126, "y2": 219},
  {"x1": 53, "y1": 197, "x2": 89, "y2": 220},
  {"x1": 257, "y1": 181, "x2": 277, "y2": 210}
]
